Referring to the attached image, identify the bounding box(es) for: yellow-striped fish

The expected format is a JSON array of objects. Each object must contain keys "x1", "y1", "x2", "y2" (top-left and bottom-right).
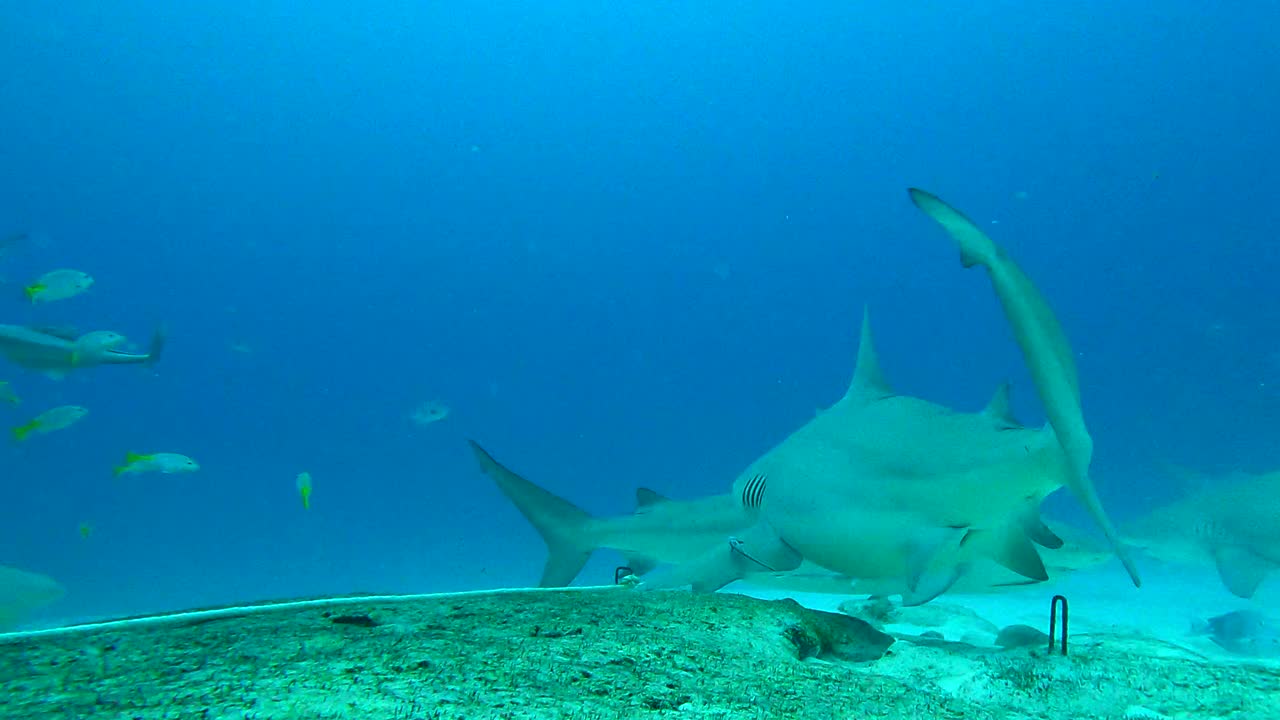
[{"x1": 296, "y1": 472, "x2": 313, "y2": 510}]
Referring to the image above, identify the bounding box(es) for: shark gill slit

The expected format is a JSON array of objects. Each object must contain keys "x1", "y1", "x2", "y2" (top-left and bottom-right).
[{"x1": 741, "y1": 473, "x2": 767, "y2": 509}]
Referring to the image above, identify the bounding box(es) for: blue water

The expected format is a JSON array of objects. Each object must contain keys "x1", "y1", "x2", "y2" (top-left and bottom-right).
[{"x1": 0, "y1": 2, "x2": 1276, "y2": 625}]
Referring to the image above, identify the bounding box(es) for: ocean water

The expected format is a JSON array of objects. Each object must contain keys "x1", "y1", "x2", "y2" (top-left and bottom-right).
[{"x1": 0, "y1": 1, "x2": 1277, "y2": 630}]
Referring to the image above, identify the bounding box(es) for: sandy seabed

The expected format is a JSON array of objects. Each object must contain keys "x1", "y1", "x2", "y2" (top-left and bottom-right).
[{"x1": 2, "y1": 565, "x2": 1277, "y2": 720}]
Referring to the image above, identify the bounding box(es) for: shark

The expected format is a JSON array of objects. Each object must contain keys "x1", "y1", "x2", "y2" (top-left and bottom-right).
[
  {"x1": 0, "y1": 565, "x2": 65, "y2": 631},
  {"x1": 743, "y1": 518, "x2": 1113, "y2": 598},
  {"x1": 627, "y1": 189, "x2": 1140, "y2": 599},
  {"x1": 1125, "y1": 467, "x2": 1280, "y2": 598},
  {"x1": 469, "y1": 440, "x2": 755, "y2": 586},
  {"x1": 472, "y1": 327, "x2": 1092, "y2": 602},
  {"x1": 633, "y1": 309, "x2": 1083, "y2": 602},
  {"x1": 470, "y1": 188, "x2": 1139, "y2": 602},
  {"x1": 0, "y1": 324, "x2": 165, "y2": 374},
  {"x1": 906, "y1": 188, "x2": 1140, "y2": 588},
  {"x1": 469, "y1": 389, "x2": 1115, "y2": 598},
  {"x1": 472, "y1": 429, "x2": 1110, "y2": 597}
]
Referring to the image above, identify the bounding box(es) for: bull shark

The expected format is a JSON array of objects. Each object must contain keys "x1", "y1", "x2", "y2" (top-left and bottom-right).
[
  {"x1": 470, "y1": 188, "x2": 1139, "y2": 602},
  {"x1": 635, "y1": 309, "x2": 1084, "y2": 602},
  {"x1": 0, "y1": 565, "x2": 65, "y2": 631},
  {"x1": 907, "y1": 188, "x2": 1141, "y2": 588},
  {"x1": 472, "y1": 436, "x2": 1108, "y2": 597},
  {"x1": 473, "y1": 327, "x2": 1092, "y2": 603},
  {"x1": 628, "y1": 189, "x2": 1139, "y2": 599},
  {"x1": 0, "y1": 324, "x2": 165, "y2": 374},
  {"x1": 471, "y1": 410, "x2": 1102, "y2": 598},
  {"x1": 1125, "y1": 467, "x2": 1280, "y2": 598}
]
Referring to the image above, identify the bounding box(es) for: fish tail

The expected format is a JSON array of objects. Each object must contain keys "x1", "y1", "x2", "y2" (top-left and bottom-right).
[
  {"x1": 23, "y1": 284, "x2": 42, "y2": 302},
  {"x1": 467, "y1": 439, "x2": 598, "y2": 587},
  {"x1": 11, "y1": 421, "x2": 35, "y2": 442},
  {"x1": 114, "y1": 451, "x2": 147, "y2": 476}
]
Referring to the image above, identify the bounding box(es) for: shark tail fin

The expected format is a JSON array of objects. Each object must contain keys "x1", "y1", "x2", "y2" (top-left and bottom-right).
[{"x1": 467, "y1": 440, "x2": 595, "y2": 587}]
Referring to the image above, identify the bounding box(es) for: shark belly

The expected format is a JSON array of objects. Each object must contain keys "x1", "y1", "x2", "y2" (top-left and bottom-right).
[
  {"x1": 765, "y1": 490, "x2": 925, "y2": 580},
  {"x1": 744, "y1": 391, "x2": 1067, "y2": 585}
]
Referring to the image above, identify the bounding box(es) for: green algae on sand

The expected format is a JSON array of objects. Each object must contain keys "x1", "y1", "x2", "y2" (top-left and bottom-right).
[{"x1": 0, "y1": 587, "x2": 1275, "y2": 719}]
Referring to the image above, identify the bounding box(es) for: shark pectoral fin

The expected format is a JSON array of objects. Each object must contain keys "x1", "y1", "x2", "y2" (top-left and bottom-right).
[
  {"x1": 729, "y1": 526, "x2": 803, "y2": 573},
  {"x1": 901, "y1": 562, "x2": 970, "y2": 607},
  {"x1": 964, "y1": 525, "x2": 1049, "y2": 582},
  {"x1": 997, "y1": 533, "x2": 1048, "y2": 581},
  {"x1": 639, "y1": 523, "x2": 801, "y2": 593},
  {"x1": 637, "y1": 544, "x2": 746, "y2": 593},
  {"x1": 1211, "y1": 545, "x2": 1273, "y2": 599},
  {"x1": 905, "y1": 527, "x2": 965, "y2": 592},
  {"x1": 1019, "y1": 508, "x2": 1065, "y2": 550},
  {"x1": 699, "y1": 527, "x2": 802, "y2": 592}
]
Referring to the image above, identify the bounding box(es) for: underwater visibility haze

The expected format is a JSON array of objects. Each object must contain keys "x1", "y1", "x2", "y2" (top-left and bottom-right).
[{"x1": 0, "y1": 2, "x2": 1279, "y2": 717}]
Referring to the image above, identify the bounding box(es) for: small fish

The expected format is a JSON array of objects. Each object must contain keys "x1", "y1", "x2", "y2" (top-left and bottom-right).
[
  {"x1": 410, "y1": 400, "x2": 450, "y2": 426},
  {"x1": 78, "y1": 523, "x2": 93, "y2": 539},
  {"x1": 71, "y1": 330, "x2": 127, "y2": 367},
  {"x1": 1196, "y1": 610, "x2": 1280, "y2": 657},
  {"x1": 12, "y1": 405, "x2": 88, "y2": 442},
  {"x1": 0, "y1": 381, "x2": 18, "y2": 405},
  {"x1": 113, "y1": 451, "x2": 200, "y2": 477},
  {"x1": 296, "y1": 471, "x2": 313, "y2": 510},
  {"x1": 24, "y1": 269, "x2": 93, "y2": 304}
]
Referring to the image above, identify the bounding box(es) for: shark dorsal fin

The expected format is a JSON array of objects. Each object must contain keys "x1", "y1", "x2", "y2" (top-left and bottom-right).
[
  {"x1": 635, "y1": 488, "x2": 669, "y2": 508},
  {"x1": 982, "y1": 381, "x2": 1021, "y2": 428},
  {"x1": 845, "y1": 306, "x2": 893, "y2": 402}
]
